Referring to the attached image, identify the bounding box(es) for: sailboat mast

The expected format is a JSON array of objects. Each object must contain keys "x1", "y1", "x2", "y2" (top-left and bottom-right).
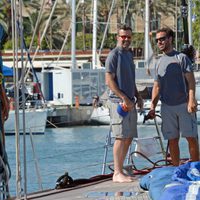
[
  {"x1": 188, "y1": 0, "x2": 193, "y2": 45},
  {"x1": 181, "y1": 0, "x2": 189, "y2": 45},
  {"x1": 57, "y1": 1, "x2": 81, "y2": 62},
  {"x1": 144, "y1": 0, "x2": 150, "y2": 68},
  {"x1": 18, "y1": 0, "x2": 28, "y2": 198},
  {"x1": 11, "y1": 0, "x2": 21, "y2": 198},
  {"x1": 71, "y1": 0, "x2": 76, "y2": 69},
  {"x1": 92, "y1": 0, "x2": 97, "y2": 69}
]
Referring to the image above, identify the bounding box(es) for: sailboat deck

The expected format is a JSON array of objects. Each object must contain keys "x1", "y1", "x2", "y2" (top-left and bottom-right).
[{"x1": 17, "y1": 175, "x2": 150, "y2": 200}]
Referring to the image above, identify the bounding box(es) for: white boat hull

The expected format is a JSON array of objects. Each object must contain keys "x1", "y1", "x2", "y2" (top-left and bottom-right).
[
  {"x1": 90, "y1": 107, "x2": 110, "y2": 125},
  {"x1": 90, "y1": 106, "x2": 162, "y2": 125},
  {"x1": 4, "y1": 109, "x2": 47, "y2": 135}
]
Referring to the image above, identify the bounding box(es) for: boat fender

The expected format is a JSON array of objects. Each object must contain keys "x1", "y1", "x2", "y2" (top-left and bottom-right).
[{"x1": 55, "y1": 172, "x2": 74, "y2": 189}]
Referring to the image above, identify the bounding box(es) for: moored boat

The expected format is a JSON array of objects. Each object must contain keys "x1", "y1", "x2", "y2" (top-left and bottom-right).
[
  {"x1": 1, "y1": 0, "x2": 200, "y2": 199},
  {"x1": 4, "y1": 108, "x2": 47, "y2": 135},
  {"x1": 90, "y1": 100, "x2": 162, "y2": 125}
]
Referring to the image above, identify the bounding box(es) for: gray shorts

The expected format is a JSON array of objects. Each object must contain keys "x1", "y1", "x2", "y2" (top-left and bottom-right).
[
  {"x1": 109, "y1": 101, "x2": 138, "y2": 139},
  {"x1": 161, "y1": 103, "x2": 198, "y2": 140}
]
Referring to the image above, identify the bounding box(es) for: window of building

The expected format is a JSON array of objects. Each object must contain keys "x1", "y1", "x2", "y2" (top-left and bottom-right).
[{"x1": 150, "y1": 13, "x2": 161, "y2": 31}]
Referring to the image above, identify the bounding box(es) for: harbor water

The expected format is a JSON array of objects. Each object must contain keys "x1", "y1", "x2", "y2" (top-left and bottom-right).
[{"x1": 5, "y1": 125, "x2": 195, "y2": 196}]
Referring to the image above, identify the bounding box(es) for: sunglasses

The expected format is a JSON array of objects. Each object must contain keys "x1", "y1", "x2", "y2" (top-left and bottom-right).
[
  {"x1": 119, "y1": 35, "x2": 131, "y2": 40},
  {"x1": 155, "y1": 36, "x2": 167, "y2": 43}
]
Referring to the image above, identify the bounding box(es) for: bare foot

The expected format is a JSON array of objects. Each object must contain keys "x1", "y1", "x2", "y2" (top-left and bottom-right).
[{"x1": 112, "y1": 172, "x2": 134, "y2": 183}]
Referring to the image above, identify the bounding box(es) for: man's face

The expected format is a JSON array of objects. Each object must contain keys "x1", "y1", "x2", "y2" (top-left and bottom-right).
[
  {"x1": 155, "y1": 32, "x2": 171, "y2": 52},
  {"x1": 117, "y1": 29, "x2": 132, "y2": 49}
]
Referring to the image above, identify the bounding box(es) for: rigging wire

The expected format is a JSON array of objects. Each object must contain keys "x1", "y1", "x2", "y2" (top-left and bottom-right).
[
  {"x1": 122, "y1": 0, "x2": 131, "y2": 24},
  {"x1": 98, "y1": 0, "x2": 116, "y2": 58},
  {"x1": 23, "y1": 0, "x2": 46, "y2": 70},
  {"x1": 24, "y1": 0, "x2": 59, "y2": 81}
]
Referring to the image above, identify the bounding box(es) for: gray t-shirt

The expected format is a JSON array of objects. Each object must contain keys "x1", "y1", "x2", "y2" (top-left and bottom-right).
[
  {"x1": 105, "y1": 46, "x2": 136, "y2": 102},
  {"x1": 155, "y1": 50, "x2": 193, "y2": 105}
]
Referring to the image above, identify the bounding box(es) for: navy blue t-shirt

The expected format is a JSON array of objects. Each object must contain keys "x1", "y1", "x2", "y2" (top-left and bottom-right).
[
  {"x1": 155, "y1": 50, "x2": 193, "y2": 105},
  {"x1": 105, "y1": 46, "x2": 136, "y2": 102}
]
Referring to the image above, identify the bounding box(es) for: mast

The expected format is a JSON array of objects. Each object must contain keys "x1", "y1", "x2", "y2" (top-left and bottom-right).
[
  {"x1": 181, "y1": 0, "x2": 189, "y2": 45},
  {"x1": 144, "y1": 0, "x2": 150, "y2": 68},
  {"x1": 188, "y1": 0, "x2": 193, "y2": 45},
  {"x1": 92, "y1": 0, "x2": 97, "y2": 69},
  {"x1": 19, "y1": 0, "x2": 28, "y2": 198},
  {"x1": 11, "y1": 0, "x2": 21, "y2": 198},
  {"x1": 57, "y1": 1, "x2": 81, "y2": 62},
  {"x1": 175, "y1": 0, "x2": 178, "y2": 49},
  {"x1": 71, "y1": 0, "x2": 76, "y2": 69},
  {"x1": 181, "y1": 0, "x2": 195, "y2": 63}
]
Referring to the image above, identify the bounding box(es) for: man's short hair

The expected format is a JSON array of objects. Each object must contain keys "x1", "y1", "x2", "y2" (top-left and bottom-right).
[
  {"x1": 156, "y1": 27, "x2": 174, "y2": 40},
  {"x1": 117, "y1": 24, "x2": 132, "y2": 34}
]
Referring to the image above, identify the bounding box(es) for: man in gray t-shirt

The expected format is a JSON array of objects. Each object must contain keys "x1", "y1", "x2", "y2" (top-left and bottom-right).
[
  {"x1": 149, "y1": 27, "x2": 199, "y2": 166},
  {"x1": 105, "y1": 24, "x2": 143, "y2": 183}
]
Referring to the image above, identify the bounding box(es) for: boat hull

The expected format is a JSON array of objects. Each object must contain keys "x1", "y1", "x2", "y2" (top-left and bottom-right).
[
  {"x1": 90, "y1": 107, "x2": 110, "y2": 125},
  {"x1": 4, "y1": 109, "x2": 47, "y2": 135},
  {"x1": 90, "y1": 106, "x2": 162, "y2": 125}
]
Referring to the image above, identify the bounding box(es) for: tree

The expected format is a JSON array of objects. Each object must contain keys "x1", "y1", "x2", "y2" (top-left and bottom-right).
[
  {"x1": 76, "y1": 0, "x2": 92, "y2": 50},
  {"x1": 0, "y1": 0, "x2": 11, "y2": 38},
  {"x1": 23, "y1": 0, "x2": 70, "y2": 50},
  {"x1": 192, "y1": 0, "x2": 200, "y2": 52}
]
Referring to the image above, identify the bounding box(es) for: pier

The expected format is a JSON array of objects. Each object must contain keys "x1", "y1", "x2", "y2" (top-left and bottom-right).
[{"x1": 47, "y1": 105, "x2": 94, "y2": 127}]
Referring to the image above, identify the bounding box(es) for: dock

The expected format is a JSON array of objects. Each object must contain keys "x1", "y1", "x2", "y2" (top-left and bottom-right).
[{"x1": 46, "y1": 105, "x2": 94, "y2": 127}]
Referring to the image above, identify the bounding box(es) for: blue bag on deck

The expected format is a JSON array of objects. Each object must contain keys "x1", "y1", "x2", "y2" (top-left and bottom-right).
[
  {"x1": 140, "y1": 166, "x2": 176, "y2": 200},
  {"x1": 140, "y1": 162, "x2": 200, "y2": 200},
  {"x1": 164, "y1": 161, "x2": 200, "y2": 200},
  {"x1": 172, "y1": 161, "x2": 200, "y2": 183}
]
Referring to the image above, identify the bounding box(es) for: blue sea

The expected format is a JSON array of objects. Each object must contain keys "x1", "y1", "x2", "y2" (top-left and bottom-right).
[{"x1": 5, "y1": 125, "x2": 193, "y2": 197}]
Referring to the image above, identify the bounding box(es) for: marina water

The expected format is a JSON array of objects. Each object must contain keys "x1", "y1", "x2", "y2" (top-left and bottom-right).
[{"x1": 5, "y1": 125, "x2": 194, "y2": 196}]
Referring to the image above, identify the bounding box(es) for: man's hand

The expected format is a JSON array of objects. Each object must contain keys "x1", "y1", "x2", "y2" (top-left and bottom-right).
[
  {"x1": 147, "y1": 109, "x2": 156, "y2": 119},
  {"x1": 187, "y1": 99, "x2": 198, "y2": 113},
  {"x1": 122, "y1": 96, "x2": 135, "y2": 111}
]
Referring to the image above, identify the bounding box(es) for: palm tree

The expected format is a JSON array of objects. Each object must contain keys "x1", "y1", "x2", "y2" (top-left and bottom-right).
[
  {"x1": 122, "y1": 0, "x2": 176, "y2": 29},
  {"x1": 192, "y1": 0, "x2": 200, "y2": 51},
  {"x1": 0, "y1": 0, "x2": 11, "y2": 38},
  {"x1": 23, "y1": 0, "x2": 70, "y2": 50},
  {"x1": 76, "y1": 0, "x2": 92, "y2": 50}
]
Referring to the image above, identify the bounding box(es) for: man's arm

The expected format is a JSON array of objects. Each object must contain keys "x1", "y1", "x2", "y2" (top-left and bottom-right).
[
  {"x1": 150, "y1": 80, "x2": 160, "y2": 111},
  {"x1": 147, "y1": 81, "x2": 160, "y2": 118},
  {"x1": 185, "y1": 72, "x2": 197, "y2": 113},
  {"x1": 105, "y1": 72, "x2": 134, "y2": 111},
  {"x1": 135, "y1": 87, "x2": 143, "y2": 110},
  {"x1": 0, "y1": 85, "x2": 9, "y2": 121}
]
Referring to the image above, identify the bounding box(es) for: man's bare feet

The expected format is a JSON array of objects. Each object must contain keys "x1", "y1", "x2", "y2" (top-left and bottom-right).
[{"x1": 112, "y1": 172, "x2": 134, "y2": 183}]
